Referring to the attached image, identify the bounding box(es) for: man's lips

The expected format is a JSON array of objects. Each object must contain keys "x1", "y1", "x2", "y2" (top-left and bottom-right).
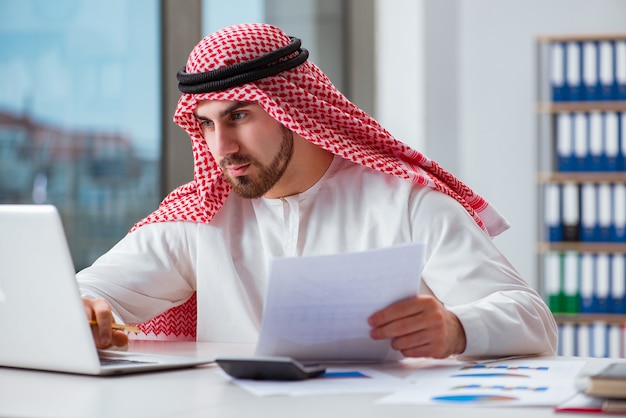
[{"x1": 226, "y1": 164, "x2": 250, "y2": 177}]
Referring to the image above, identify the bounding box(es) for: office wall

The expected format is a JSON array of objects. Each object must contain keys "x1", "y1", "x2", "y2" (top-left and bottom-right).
[
  {"x1": 374, "y1": 0, "x2": 626, "y2": 287},
  {"x1": 458, "y1": 0, "x2": 626, "y2": 288}
]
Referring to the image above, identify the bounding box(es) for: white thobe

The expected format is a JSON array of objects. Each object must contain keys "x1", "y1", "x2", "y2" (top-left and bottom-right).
[{"x1": 77, "y1": 156, "x2": 557, "y2": 357}]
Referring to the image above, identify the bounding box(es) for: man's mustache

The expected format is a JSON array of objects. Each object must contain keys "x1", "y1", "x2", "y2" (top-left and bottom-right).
[{"x1": 220, "y1": 154, "x2": 254, "y2": 169}]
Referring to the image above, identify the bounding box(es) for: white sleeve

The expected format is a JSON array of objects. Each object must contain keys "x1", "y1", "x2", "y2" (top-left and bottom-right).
[
  {"x1": 412, "y1": 189, "x2": 558, "y2": 358},
  {"x1": 76, "y1": 222, "x2": 198, "y2": 325}
]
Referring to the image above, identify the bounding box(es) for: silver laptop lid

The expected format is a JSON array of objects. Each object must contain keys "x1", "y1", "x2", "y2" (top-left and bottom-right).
[{"x1": 0, "y1": 204, "x2": 103, "y2": 374}]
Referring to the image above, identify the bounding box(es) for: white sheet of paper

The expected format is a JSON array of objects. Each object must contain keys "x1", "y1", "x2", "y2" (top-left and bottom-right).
[
  {"x1": 254, "y1": 242, "x2": 424, "y2": 362},
  {"x1": 220, "y1": 366, "x2": 406, "y2": 397}
]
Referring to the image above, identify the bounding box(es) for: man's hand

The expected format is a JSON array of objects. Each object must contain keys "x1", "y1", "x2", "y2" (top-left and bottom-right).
[
  {"x1": 82, "y1": 297, "x2": 129, "y2": 349},
  {"x1": 368, "y1": 295, "x2": 467, "y2": 359}
]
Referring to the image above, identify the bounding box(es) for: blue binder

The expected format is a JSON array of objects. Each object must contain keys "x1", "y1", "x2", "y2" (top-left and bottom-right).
[
  {"x1": 582, "y1": 41, "x2": 601, "y2": 101},
  {"x1": 573, "y1": 112, "x2": 589, "y2": 171},
  {"x1": 580, "y1": 183, "x2": 598, "y2": 242},
  {"x1": 599, "y1": 41, "x2": 616, "y2": 101},
  {"x1": 556, "y1": 113, "x2": 575, "y2": 171},
  {"x1": 575, "y1": 323, "x2": 590, "y2": 357},
  {"x1": 544, "y1": 184, "x2": 562, "y2": 242},
  {"x1": 566, "y1": 41, "x2": 583, "y2": 101},
  {"x1": 588, "y1": 112, "x2": 602, "y2": 171},
  {"x1": 604, "y1": 112, "x2": 620, "y2": 171},
  {"x1": 551, "y1": 42, "x2": 567, "y2": 102},
  {"x1": 610, "y1": 254, "x2": 626, "y2": 314},
  {"x1": 594, "y1": 253, "x2": 611, "y2": 313},
  {"x1": 621, "y1": 113, "x2": 626, "y2": 171},
  {"x1": 590, "y1": 322, "x2": 608, "y2": 358},
  {"x1": 579, "y1": 253, "x2": 595, "y2": 313},
  {"x1": 597, "y1": 183, "x2": 613, "y2": 242},
  {"x1": 612, "y1": 184, "x2": 626, "y2": 242},
  {"x1": 617, "y1": 40, "x2": 626, "y2": 100}
]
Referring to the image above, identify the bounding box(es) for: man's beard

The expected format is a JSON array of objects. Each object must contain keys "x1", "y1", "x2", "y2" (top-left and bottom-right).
[{"x1": 220, "y1": 128, "x2": 294, "y2": 199}]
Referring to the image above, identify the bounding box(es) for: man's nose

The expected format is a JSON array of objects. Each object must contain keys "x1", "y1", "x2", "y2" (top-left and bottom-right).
[{"x1": 212, "y1": 125, "x2": 239, "y2": 157}]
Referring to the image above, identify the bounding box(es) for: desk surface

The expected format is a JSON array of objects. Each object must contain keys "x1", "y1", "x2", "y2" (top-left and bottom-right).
[{"x1": 0, "y1": 341, "x2": 620, "y2": 418}]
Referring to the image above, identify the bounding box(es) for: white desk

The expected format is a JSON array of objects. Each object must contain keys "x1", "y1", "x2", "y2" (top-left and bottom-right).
[{"x1": 0, "y1": 341, "x2": 619, "y2": 418}]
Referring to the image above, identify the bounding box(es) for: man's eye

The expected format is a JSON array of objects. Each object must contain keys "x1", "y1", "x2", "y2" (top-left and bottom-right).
[
  {"x1": 232, "y1": 112, "x2": 246, "y2": 120},
  {"x1": 200, "y1": 120, "x2": 213, "y2": 128}
]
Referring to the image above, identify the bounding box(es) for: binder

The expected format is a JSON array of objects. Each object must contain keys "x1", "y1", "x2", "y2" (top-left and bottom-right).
[
  {"x1": 582, "y1": 41, "x2": 600, "y2": 101},
  {"x1": 580, "y1": 182, "x2": 598, "y2": 242},
  {"x1": 623, "y1": 324, "x2": 626, "y2": 358},
  {"x1": 611, "y1": 253, "x2": 626, "y2": 314},
  {"x1": 579, "y1": 253, "x2": 595, "y2": 313},
  {"x1": 574, "y1": 112, "x2": 589, "y2": 171},
  {"x1": 613, "y1": 183, "x2": 626, "y2": 242},
  {"x1": 599, "y1": 41, "x2": 616, "y2": 101},
  {"x1": 551, "y1": 42, "x2": 567, "y2": 101},
  {"x1": 622, "y1": 112, "x2": 626, "y2": 171},
  {"x1": 588, "y1": 112, "x2": 602, "y2": 171},
  {"x1": 544, "y1": 184, "x2": 562, "y2": 242},
  {"x1": 563, "y1": 251, "x2": 580, "y2": 314},
  {"x1": 562, "y1": 182, "x2": 580, "y2": 241},
  {"x1": 544, "y1": 252, "x2": 562, "y2": 312},
  {"x1": 595, "y1": 253, "x2": 611, "y2": 313},
  {"x1": 566, "y1": 41, "x2": 583, "y2": 101},
  {"x1": 576, "y1": 322, "x2": 591, "y2": 357},
  {"x1": 559, "y1": 323, "x2": 576, "y2": 357},
  {"x1": 608, "y1": 324, "x2": 622, "y2": 358},
  {"x1": 556, "y1": 113, "x2": 575, "y2": 171},
  {"x1": 597, "y1": 183, "x2": 613, "y2": 242},
  {"x1": 604, "y1": 112, "x2": 620, "y2": 171},
  {"x1": 616, "y1": 40, "x2": 626, "y2": 100},
  {"x1": 591, "y1": 321, "x2": 608, "y2": 358}
]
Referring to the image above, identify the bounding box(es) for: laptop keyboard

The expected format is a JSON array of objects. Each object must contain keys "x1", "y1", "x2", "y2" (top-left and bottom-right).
[{"x1": 100, "y1": 358, "x2": 157, "y2": 366}]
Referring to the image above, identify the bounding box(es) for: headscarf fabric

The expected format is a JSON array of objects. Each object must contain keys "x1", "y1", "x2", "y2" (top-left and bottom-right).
[
  {"x1": 133, "y1": 22, "x2": 509, "y2": 236},
  {"x1": 132, "y1": 23, "x2": 509, "y2": 340}
]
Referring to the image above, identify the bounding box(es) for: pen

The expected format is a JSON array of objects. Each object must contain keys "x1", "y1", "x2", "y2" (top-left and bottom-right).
[{"x1": 88, "y1": 320, "x2": 140, "y2": 333}]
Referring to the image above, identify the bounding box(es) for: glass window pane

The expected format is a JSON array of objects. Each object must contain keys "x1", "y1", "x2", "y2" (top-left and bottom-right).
[{"x1": 0, "y1": 0, "x2": 161, "y2": 270}]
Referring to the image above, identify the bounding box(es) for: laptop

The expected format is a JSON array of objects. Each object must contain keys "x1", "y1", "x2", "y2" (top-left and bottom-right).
[{"x1": 0, "y1": 204, "x2": 213, "y2": 375}]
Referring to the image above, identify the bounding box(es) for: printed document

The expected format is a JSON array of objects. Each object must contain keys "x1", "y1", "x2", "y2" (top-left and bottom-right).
[{"x1": 255, "y1": 242, "x2": 424, "y2": 362}]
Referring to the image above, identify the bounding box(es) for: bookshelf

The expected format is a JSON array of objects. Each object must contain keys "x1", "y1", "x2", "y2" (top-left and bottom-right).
[{"x1": 536, "y1": 33, "x2": 626, "y2": 358}]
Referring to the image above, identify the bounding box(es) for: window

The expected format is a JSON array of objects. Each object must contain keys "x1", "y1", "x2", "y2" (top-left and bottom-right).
[{"x1": 0, "y1": 0, "x2": 161, "y2": 269}]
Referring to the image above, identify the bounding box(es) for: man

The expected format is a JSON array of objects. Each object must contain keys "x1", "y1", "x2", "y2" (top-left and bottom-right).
[{"x1": 79, "y1": 23, "x2": 557, "y2": 359}]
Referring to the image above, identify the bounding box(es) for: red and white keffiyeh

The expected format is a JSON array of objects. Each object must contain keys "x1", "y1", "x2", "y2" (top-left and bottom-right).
[{"x1": 133, "y1": 23, "x2": 509, "y2": 340}]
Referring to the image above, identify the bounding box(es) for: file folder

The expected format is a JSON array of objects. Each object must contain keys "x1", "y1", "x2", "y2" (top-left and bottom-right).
[
  {"x1": 579, "y1": 253, "x2": 595, "y2": 313},
  {"x1": 562, "y1": 182, "x2": 580, "y2": 241},
  {"x1": 588, "y1": 112, "x2": 602, "y2": 171},
  {"x1": 599, "y1": 41, "x2": 616, "y2": 101},
  {"x1": 576, "y1": 323, "x2": 591, "y2": 357},
  {"x1": 566, "y1": 41, "x2": 583, "y2": 101},
  {"x1": 556, "y1": 113, "x2": 575, "y2": 171},
  {"x1": 611, "y1": 254, "x2": 626, "y2": 314},
  {"x1": 580, "y1": 182, "x2": 598, "y2": 242},
  {"x1": 544, "y1": 183, "x2": 562, "y2": 242},
  {"x1": 563, "y1": 251, "x2": 580, "y2": 314},
  {"x1": 604, "y1": 112, "x2": 620, "y2": 171},
  {"x1": 613, "y1": 183, "x2": 626, "y2": 242},
  {"x1": 582, "y1": 41, "x2": 600, "y2": 101},
  {"x1": 595, "y1": 253, "x2": 611, "y2": 313},
  {"x1": 574, "y1": 112, "x2": 589, "y2": 171},
  {"x1": 544, "y1": 252, "x2": 562, "y2": 312},
  {"x1": 616, "y1": 40, "x2": 626, "y2": 100},
  {"x1": 558, "y1": 323, "x2": 576, "y2": 357},
  {"x1": 591, "y1": 321, "x2": 608, "y2": 358},
  {"x1": 597, "y1": 183, "x2": 613, "y2": 242},
  {"x1": 551, "y1": 42, "x2": 567, "y2": 101},
  {"x1": 608, "y1": 324, "x2": 622, "y2": 358},
  {"x1": 621, "y1": 112, "x2": 626, "y2": 171}
]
